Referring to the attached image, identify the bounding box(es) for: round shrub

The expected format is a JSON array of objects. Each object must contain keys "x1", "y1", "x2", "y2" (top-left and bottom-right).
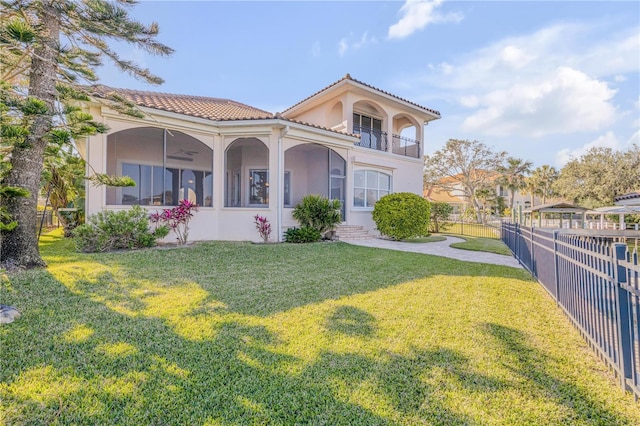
[{"x1": 372, "y1": 192, "x2": 431, "y2": 240}]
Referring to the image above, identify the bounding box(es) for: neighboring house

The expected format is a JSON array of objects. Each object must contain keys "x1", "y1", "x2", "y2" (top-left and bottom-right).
[
  {"x1": 424, "y1": 173, "x2": 545, "y2": 214},
  {"x1": 79, "y1": 74, "x2": 441, "y2": 241},
  {"x1": 423, "y1": 185, "x2": 466, "y2": 214}
]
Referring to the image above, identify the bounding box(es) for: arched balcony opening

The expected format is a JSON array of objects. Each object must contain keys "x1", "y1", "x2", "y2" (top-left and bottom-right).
[
  {"x1": 392, "y1": 114, "x2": 422, "y2": 158},
  {"x1": 352, "y1": 100, "x2": 388, "y2": 152}
]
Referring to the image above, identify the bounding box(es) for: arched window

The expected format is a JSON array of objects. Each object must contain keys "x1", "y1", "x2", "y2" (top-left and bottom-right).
[
  {"x1": 106, "y1": 127, "x2": 213, "y2": 207},
  {"x1": 353, "y1": 170, "x2": 391, "y2": 208}
]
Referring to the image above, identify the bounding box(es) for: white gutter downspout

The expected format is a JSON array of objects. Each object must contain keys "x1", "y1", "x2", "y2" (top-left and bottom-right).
[{"x1": 277, "y1": 124, "x2": 290, "y2": 242}]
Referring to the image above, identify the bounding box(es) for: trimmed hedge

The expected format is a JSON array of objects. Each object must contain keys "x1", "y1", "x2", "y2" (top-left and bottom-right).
[{"x1": 372, "y1": 192, "x2": 430, "y2": 240}]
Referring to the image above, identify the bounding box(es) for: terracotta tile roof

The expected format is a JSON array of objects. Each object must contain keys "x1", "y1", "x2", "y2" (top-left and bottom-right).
[
  {"x1": 90, "y1": 85, "x2": 274, "y2": 120},
  {"x1": 282, "y1": 73, "x2": 441, "y2": 117},
  {"x1": 423, "y1": 186, "x2": 466, "y2": 204},
  {"x1": 88, "y1": 85, "x2": 357, "y2": 138}
]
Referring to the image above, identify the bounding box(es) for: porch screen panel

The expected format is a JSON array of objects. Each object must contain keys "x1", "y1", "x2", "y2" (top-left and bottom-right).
[
  {"x1": 329, "y1": 150, "x2": 346, "y2": 219},
  {"x1": 166, "y1": 130, "x2": 213, "y2": 207},
  {"x1": 106, "y1": 127, "x2": 163, "y2": 205}
]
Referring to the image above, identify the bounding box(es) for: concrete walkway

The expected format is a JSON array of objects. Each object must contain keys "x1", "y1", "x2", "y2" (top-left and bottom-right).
[{"x1": 344, "y1": 236, "x2": 523, "y2": 268}]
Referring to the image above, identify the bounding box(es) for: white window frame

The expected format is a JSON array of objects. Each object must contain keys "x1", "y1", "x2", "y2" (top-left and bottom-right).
[{"x1": 353, "y1": 169, "x2": 392, "y2": 209}]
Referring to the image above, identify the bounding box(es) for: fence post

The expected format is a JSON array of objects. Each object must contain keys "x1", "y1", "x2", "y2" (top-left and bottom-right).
[
  {"x1": 530, "y1": 227, "x2": 536, "y2": 276},
  {"x1": 614, "y1": 243, "x2": 632, "y2": 391},
  {"x1": 553, "y1": 230, "x2": 560, "y2": 305},
  {"x1": 515, "y1": 222, "x2": 519, "y2": 260}
]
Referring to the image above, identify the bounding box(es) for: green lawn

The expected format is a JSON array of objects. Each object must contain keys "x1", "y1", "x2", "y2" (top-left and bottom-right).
[
  {"x1": 449, "y1": 236, "x2": 513, "y2": 256},
  {"x1": 1, "y1": 230, "x2": 639, "y2": 425}
]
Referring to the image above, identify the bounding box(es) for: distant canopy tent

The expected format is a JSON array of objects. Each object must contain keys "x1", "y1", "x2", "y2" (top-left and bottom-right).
[
  {"x1": 588, "y1": 205, "x2": 640, "y2": 231},
  {"x1": 523, "y1": 202, "x2": 589, "y2": 228},
  {"x1": 614, "y1": 191, "x2": 640, "y2": 206}
]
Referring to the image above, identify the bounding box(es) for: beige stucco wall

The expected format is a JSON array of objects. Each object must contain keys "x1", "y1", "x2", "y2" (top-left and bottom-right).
[
  {"x1": 284, "y1": 89, "x2": 429, "y2": 154},
  {"x1": 83, "y1": 93, "x2": 427, "y2": 242}
]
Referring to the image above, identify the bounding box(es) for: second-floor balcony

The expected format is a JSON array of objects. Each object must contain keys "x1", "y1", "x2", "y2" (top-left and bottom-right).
[
  {"x1": 353, "y1": 125, "x2": 388, "y2": 152},
  {"x1": 392, "y1": 134, "x2": 421, "y2": 158},
  {"x1": 353, "y1": 126, "x2": 422, "y2": 159}
]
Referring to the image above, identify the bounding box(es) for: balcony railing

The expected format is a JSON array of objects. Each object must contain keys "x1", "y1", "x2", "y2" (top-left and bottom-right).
[
  {"x1": 392, "y1": 134, "x2": 421, "y2": 158},
  {"x1": 353, "y1": 125, "x2": 388, "y2": 152}
]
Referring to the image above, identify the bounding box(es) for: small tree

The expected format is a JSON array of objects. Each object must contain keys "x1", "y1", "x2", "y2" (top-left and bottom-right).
[
  {"x1": 292, "y1": 194, "x2": 341, "y2": 237},
  {"x1": 429, "y1": 202, "x2": 453, "y2": 233},
  {"x1": 372, "y1": 193, "x2": 430, "y2": 240},
  {"x1": 424, "y1": 139, "x2": 507, "y2": 224}
]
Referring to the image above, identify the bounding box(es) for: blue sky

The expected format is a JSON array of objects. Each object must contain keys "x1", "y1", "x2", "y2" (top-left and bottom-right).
[{"x1": 99, "y1": 1, "x2": 640, "y2": 169}]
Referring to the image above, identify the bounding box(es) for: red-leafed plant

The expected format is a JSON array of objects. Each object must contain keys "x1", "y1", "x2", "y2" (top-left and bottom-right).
[
  {"x1": 254, "y1": 214, "x2": 271, "y2": 243},
  {"x1": 150, "y1": 199, "x2": 199, "y2": 245}
]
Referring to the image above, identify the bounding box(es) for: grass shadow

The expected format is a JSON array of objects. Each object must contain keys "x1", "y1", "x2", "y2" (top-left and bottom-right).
[
  {"x1": 326, "y1": 305, "x2": 377, "y2": 337},
  {"x1": 482, "y1": 322, "x2": 627, "y2": 424},
  {"x1": 67, "y1": 240, "x2": 533, "y2": 317}
]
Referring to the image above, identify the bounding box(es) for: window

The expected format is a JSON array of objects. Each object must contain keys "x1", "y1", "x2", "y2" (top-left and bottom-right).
[
  {"x1": 353, "y1": 113, "x2": 385, "y2": 150},
  {"x1": 353, "y1": 113, "x2": 382, "y2": 132},
  {"x1": 249, "y1": 169, "x2": 268, "y2": 205},
  {"x1": 353, "y1": 170, "x2": 391, "y2": 208}
]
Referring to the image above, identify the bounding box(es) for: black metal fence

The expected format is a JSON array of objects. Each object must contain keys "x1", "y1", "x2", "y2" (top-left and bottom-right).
[
  {"x1": 502, "y1": 222, "x2": 640, "y2": 398},
  {"x1": 391, "y1": 134, "x2": 421, "y2": 158},
  {"x1": 353, "y1": 125, "x2": 388, "y2": 151},
  {"x1": 440, "y1": 220, "x2": 501, "y2": 239}
]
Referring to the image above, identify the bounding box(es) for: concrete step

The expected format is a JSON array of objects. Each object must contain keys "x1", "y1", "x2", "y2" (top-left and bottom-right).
[{"x1": 335, "y1": 225, "x2": 374, "y2": 240}]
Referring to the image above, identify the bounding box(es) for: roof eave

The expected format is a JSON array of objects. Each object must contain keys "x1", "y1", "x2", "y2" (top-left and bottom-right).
[{"x1": 283, "y1": 77, "x2": 441, "y2": 121}]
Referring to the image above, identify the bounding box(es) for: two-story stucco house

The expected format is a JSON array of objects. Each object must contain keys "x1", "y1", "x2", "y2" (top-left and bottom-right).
[{"x1": 80, "y1": 74, "x2": 440, "y2": 242}]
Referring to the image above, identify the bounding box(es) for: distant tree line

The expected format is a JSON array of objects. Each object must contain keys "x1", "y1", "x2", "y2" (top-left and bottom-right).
[{"x1": 424, "y1": 139, "x2": 640, "y2": 223}]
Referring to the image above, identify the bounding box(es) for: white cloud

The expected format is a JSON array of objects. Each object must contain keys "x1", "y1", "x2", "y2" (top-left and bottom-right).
[
  {"x1": 338, "y1": 38, "x2": 348, "y2": 56},
  {"x1": 628, "y1": 130, "x2": 640, "y2": 146},
  {"x1": 500, "y1": 45, "x2": 534, "y2": 69},
  {"x1": 459, "y1": 95, "x2": 479, "y2": 108},
  {"x1": 614, "y1": 74, "x2": 627, "y2": 82},
  {"x1": 338, "y1": 32, "x2": 377, "y2": 56},
  {"x1": 462, "y1": 67, "x2": 617, "y2": 137},
  {"x1": 388, "y1": 0, "x2": 463, "y2": 40},
  {"x1": 430, "y1": 23, "x2": 639, "y2": 92},
  {"x1": 555, "y1": 131, "x2": 621, "y2": 166},
  {"x1": 408, "y1": 21, "x2": 638, "y2": 139}
]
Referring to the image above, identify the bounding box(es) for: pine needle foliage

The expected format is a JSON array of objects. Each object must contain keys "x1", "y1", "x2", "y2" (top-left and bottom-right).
[{"x1": 0, "y1": 0, "x2": 173, "y2": 268}]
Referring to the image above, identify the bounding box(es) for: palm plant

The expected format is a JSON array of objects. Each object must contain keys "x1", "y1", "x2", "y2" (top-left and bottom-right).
[
  {"x1": 532, "y1": 165, "x2": 559, "y2": 204},
  {"x1": 523, "y1": 174, "x2": 542, "y2": 207},
  {"x1": 497, "y1": 157, "x2": 532, "y2": 211},
  {"x1": 292, "y1": 195, "x2": 342, "y2": 236},
  {"x1": 41, "y1": 146, "x2": 85, "y2": 236}
]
